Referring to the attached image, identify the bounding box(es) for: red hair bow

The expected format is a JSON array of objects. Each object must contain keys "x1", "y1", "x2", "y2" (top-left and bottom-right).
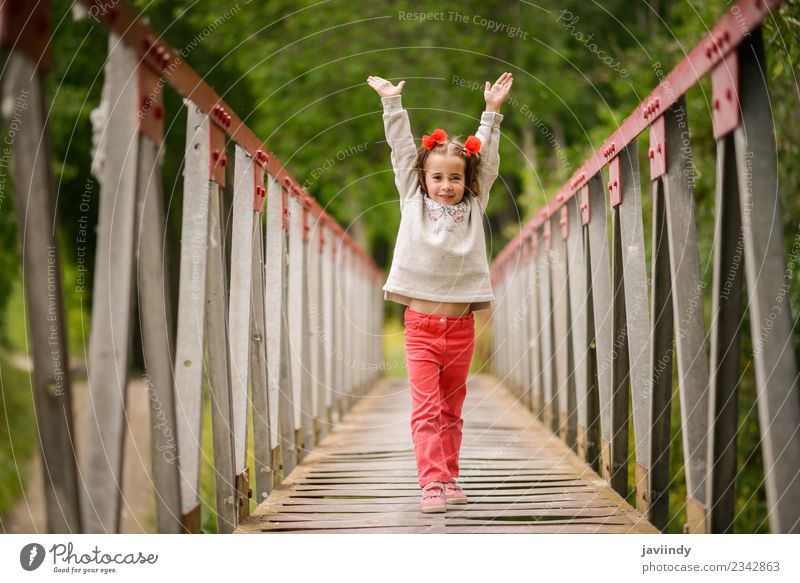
[
  {"x1": 422, "y1": 128, "x2": 447, "y2": 150},
  {"x1": 464, "y1": 135, "x2": 481, "y2": 157}
]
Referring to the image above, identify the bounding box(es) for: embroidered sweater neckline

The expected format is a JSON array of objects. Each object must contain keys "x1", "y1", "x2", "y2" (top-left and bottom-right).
[{"x1": 423, "y1": 195, "x2": 469, "y2": 215}]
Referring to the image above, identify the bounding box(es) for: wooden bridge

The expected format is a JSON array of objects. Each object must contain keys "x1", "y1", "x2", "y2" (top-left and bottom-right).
[
  {"x1": 0, "y1": 0, "x2": 797, "y2": 535},
  {"x1": 236, "y1": 375, "x2": 657, "y2": 534}
]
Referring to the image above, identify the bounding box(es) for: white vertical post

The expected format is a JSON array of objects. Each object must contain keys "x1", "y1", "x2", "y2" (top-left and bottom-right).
[
  {"x1": 83, "y1": 33, "x2": 140, "y2": 533},
  {"x1": 265, "y1": 177, "x2": 296, "y2": 477},
  {"x1": 321, "y1": 224, "x2": 335, "y2": 429},
  {"x1": 172, "y1": 101, "x2": 212, "y2": 532}
]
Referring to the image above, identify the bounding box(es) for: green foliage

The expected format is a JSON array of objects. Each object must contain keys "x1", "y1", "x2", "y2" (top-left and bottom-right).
[
  {"x1": 0, "y1": 130, "x2": 20, "y2": 349},
  {"x1": 0, "y1": 0, "x2": 798, "y2": 533},
  {"x1": 0, "y1": 353, "x2": 37, "y2": 519}
]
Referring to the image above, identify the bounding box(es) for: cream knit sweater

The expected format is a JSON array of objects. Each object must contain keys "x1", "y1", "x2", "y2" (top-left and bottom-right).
[{"x1": 380, "y1": 95, "x2": 504, "y2": 312}]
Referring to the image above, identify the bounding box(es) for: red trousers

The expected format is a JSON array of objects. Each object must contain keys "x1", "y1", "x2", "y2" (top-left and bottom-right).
[{"x1": 403, "y1": 307, "x2": 475, "y2": 487}]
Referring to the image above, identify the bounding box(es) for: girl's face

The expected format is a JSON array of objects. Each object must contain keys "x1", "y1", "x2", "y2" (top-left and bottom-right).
[{"x1": 424, "y1": 153, "x2": 466, "y2": 206}]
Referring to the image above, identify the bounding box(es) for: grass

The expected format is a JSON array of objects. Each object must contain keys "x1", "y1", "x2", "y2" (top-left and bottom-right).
[
  {"x1": 382, "y1": 316, "x2": 407, "y2": 378},
  {"x1": 0, "y1": 259, "x2": 89, "y2": 531},
  {"x1": 3, "y1": 245, "x2": 91, "y2": 362},
  {"x1": 0, "y1": 351, "x2": 38, "y2": 524}
]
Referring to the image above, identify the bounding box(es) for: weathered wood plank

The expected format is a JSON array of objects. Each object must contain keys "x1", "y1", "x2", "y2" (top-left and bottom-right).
[
  {"x1": 616, "y1": 141, "x2": 650, "y2": 497},
  {"x1": 288, "y1": 194, "x2": 313, "y2": 459},
  {"x1": 206, "y1": 175, "x2": 238, "y2": 532},
  {"x1": 307, "y1": 216, "x2": 323, "y2": 443},
  {"x1": 135, "y1": 133, "x2": 181, "y2": 533},
  {"x1": 707, "y1": 132, "x2": 743, "y2": 533},
  {"x1": 265, "y1": 177, "x2": 296, "y2": 478},
  {"x1": 550, "y1": 213, "x2": 576, "y2": 449},
  {"x1": 537, "y1": 228, "x2": 557, "y2": 432},
  {"x1": 173, "y1": 102, "x2": 212, "y2": 528},
  {"x1": 732, "y1": 28, "x2": 800, "y2": 533},
  {"x1": 83, "y1": 33, "x2": 140, "y2": 533},
  {"x1": 647, "y1": 168, "x2": 674, "y2": 531},
  {"x1": 249, "y1": 213, "x2": 273, "y2": 505},
  {"x1": 661, "y1": 97, "x2": 710, "y2": 533},
  {"x1": 2, "y1": 50, "x2": 81, "y2": 533},
  {"x1": 585, "y1": 173, "x2": 615, "y2": 486},
  {"x1": 526, "y1": 233, "x2": 542, "y2": 414},
  {"x1": 609, "y1": 195, "x2": 631, "y2": 495},
  {"x1": 320, "y1": 225, "x2": 336, "y2": 432},
  {"x1": 566, "y1": 196, "x2": 596, "y2": 465},
  {"x1": 229, "y1": 146, "x2": 257, "y2": 475}
]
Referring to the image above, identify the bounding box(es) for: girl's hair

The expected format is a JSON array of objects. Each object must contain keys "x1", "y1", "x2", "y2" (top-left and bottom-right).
[{"x1": 415, "y1": 136, "x2": 481, "y2": 198}]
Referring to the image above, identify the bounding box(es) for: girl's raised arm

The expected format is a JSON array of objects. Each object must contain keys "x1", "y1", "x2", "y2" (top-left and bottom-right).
[
  {"x1": 474, "y1": 72, "x2": 512, "y2": 212},
  {"x1": 473, "y1": 110, "x2": 504, "y2": 213},
  {"x1": 367, "y1": 76, "x2": 419, "y2": 209}
]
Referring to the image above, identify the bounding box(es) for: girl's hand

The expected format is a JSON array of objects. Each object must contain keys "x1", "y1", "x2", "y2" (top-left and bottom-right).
[
  {"x1": 484, "y1": 72, "x2": 513, "y2": 113},
  {"x1": 367, "y1": 76, "x2": 406, "y2": 98}
]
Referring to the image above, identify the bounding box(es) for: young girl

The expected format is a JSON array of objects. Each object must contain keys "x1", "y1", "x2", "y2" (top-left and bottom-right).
[{"x1": 367, "y1": 72, "x2": 513, "y2": 513}]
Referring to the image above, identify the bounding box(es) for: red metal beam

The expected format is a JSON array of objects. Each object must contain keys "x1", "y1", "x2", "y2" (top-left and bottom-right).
[{"x1": 0, "y1": 0, "x2": 52, "y2": 72}]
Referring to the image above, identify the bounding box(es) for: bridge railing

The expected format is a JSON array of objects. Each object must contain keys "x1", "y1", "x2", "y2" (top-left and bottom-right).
[
  {"x1": 0, "y1": 0, "x2": 383, "y2": 533},
  {"x1": 490, "y1": 0, "x2": 799, "y2": 534}
]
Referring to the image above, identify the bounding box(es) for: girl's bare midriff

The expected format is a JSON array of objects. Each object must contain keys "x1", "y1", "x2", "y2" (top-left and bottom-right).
[{"x1": 408, "y1": 298, "x2": 472, "y2": 317}]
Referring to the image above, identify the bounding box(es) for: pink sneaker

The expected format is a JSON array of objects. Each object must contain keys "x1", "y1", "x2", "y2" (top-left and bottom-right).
[
  {"x1": 420, "y1": 481, "x2": 447, "y2": 513},
  {"x1": 444, "y1": 479, "x2": 467, "y2": 505}
]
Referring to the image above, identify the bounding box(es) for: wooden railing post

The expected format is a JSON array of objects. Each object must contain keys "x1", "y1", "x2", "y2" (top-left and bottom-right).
[
  {"x1": 707, "y1": 124, "x2": 744, "y2": 534},
  {"x1": 340, "y1": 244, "x2": 352, "y2": 413},
  {"x1": 585, "y1": 174, "x2": 615, "y2": 486},
  {"x1": 172, "y1": 103, "x2": 211, "y2": 533},
  {"x1": 551, "y1": 208, "x2": 577, "y2": 449},
  {"x1": 514, "y1": 250, "x2": 524, "y2": 397},
  {"x1": 135, "y1": 63, "x2": 182, "y2": 534},
  {"x1": 249, "y1": 198, "x2": 272, "y2": 507},
  {"x1": 204, "y1": 133, "x2": 236, "y2": 533},
  {"x1": 538, "y1": 221, "x2": 557, "y2": 433},
  {"x1": 288, "y1": 190, "x2": 313, "y2": 462},
  {"x1": 518, "y1": 245, "x2": 531, "y2": 398},
  {"x1": 352, "y1": 255, "x2": 362, "y2": 397},
  {"x1": 83, "y1": 32, "x2": 141, "y2": 533},
  {"x1": 647, "y1": 138, "x2": 675, "y2": 532},
  {"x1": 332, "y1": 236, "x2": 344, "y2": 422},
  {"x1": 608, "y1": 156, "x2": 631, "y2": 497},
  {"x1": 266, "y1": 178, "x2": 296, "y2": 479},
  {"x1": 1, "y1": 13, "x2": 82, "y2": 533},
  {"x1": 321, "y1": 224, "x2": 336, "y2": 430},
  {"x1": 492, "y1": 267, "x2": 505, "y2": 379},
  {"x1": 499, "y1": 262, "x2": 511, "y2": 389},
  {"x1": 566, "y1": 193, "x2": 599, "y2": 469},
  {"x1": 659, "y1": 96, "x2": 711, "y2": 533},
  {"x1": 307, "y1": 215, "x2": 323, "y2": 444},
  {"x1": 228, "y1": 144, "x2": 267, "y2": 523},
  {"x1": 527, "y1": 232, "x2": 543, "y2": 416},
  {"x1": 519, "y1": 239, "x2": 533, "y2": 406},
  {"x1": 505, "y1": 253, "x2": 518, "y2": 395},
  {"x1": 343, "y1": 245, "x2": 354, "y2": 408},
  {"x1": 727, "y1": 27, "x2": 800, "y2": 533},
  {"x1": 612, "y1": 141, "x2": 651, "y2": 497}
]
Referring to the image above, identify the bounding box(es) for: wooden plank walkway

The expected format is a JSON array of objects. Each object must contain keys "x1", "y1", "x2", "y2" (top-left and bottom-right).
[{"x1": 236, "y1": 374, "x2": 659, "y2": 534}]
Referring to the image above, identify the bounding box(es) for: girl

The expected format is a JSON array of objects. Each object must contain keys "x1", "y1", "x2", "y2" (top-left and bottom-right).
[{"x1": 366, "y1": 72, "x2": 513, "y2": 513}]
